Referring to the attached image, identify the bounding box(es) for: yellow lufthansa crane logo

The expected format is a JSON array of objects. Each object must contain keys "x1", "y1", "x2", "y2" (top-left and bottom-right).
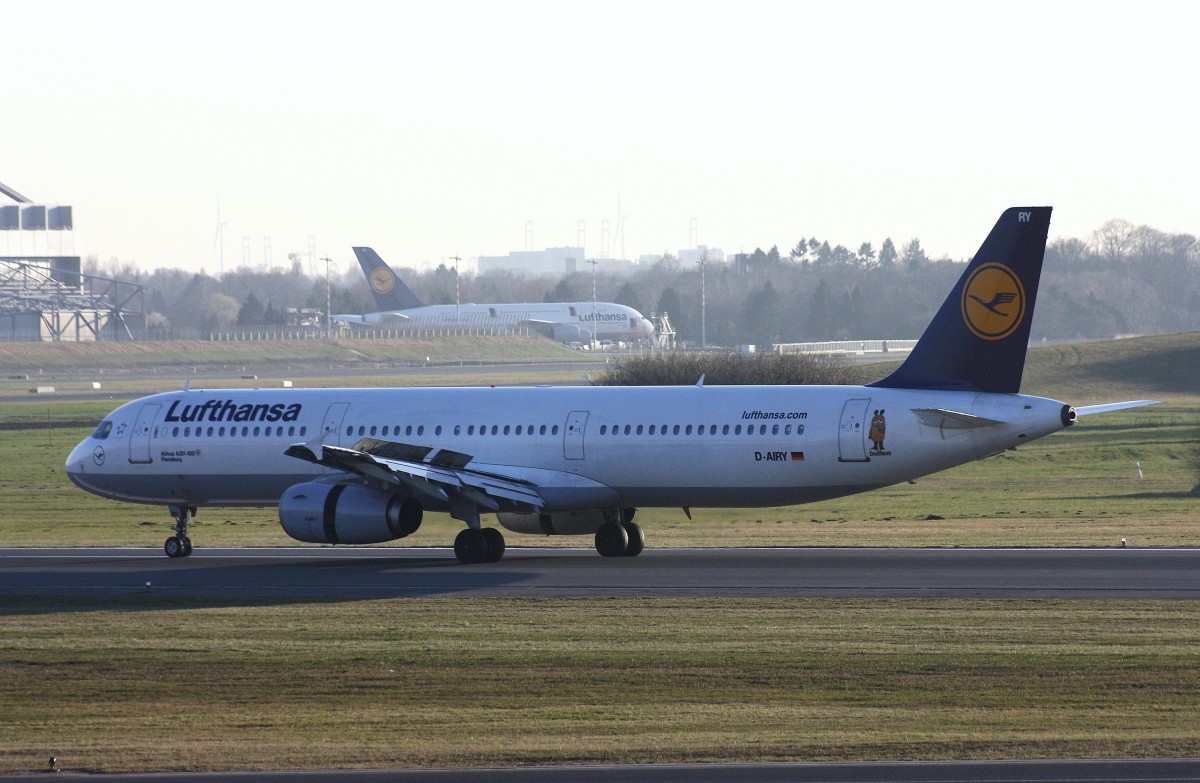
[
  {"x1": 961, "y1": 263, "x2": 1025, "y2": 341},
  {"x1": 370, "y1": 267, "x2": 395, "y2": 295}
]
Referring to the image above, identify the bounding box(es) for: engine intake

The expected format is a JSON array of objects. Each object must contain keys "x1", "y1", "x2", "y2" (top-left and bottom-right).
[{"x1": 279, "y1": 482, "x2": 422, "y2": 544}]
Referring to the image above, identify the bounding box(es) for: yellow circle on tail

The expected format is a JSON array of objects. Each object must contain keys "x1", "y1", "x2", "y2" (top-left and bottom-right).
[
  {"x1": 370, "y1": 267, "x2": 395, "y2": 294},
  {"x1": 961, "y1": 263, "x2": 1025, "y2": 341}
]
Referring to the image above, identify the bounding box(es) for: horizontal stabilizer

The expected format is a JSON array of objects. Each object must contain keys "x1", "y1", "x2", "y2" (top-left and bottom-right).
[
  {"x1": 1075, "y1": 400, "x2": 1160, "y2": 416},
  {"x1": 911, "y1": 408, "x2": 1004, "y2": 429}
]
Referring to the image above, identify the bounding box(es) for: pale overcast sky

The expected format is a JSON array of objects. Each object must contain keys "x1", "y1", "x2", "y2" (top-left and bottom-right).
[{"x1": 2, "y1": 0, "x2": 1196, "y2": 274}]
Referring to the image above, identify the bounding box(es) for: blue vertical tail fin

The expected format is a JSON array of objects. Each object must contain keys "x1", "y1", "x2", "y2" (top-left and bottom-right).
[
  {"x1": 870, "y1": 206, "x2": 1052, "y2": 394},
  {"x1": 351, "y1": 247, "x2": 426, "y2": 311}
]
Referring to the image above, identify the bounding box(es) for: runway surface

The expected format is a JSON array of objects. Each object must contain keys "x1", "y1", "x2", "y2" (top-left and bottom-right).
[
  {"x1": 3, "y1": 546, "x2": 1199, "y2": 599},
  {"x1": 4, "y1": 759, "x2": 1200, "y2": 783}
]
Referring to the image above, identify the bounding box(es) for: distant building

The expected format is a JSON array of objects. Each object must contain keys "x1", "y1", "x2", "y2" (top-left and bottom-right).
[
  {"x1": 477, "y1": 247, "x2": 585, "y2": 277},
  {"x1": 678, "y1": 245, "x2": 725, "y2": 266},
  {"x1": 637, "y1": 245, "x2": 727, "y2": 270},
  {"x1": 476, "y1": 247, "x2": 641, "y2": 277}
]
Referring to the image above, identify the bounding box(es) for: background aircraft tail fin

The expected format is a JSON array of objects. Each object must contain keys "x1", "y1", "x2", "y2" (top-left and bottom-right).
[
  {"x1": 352, "y1": 247, "x2": 426, "y2": 310},
  {"x1": 870, "y1": 207, "x2": 1052, "y2": 394}
]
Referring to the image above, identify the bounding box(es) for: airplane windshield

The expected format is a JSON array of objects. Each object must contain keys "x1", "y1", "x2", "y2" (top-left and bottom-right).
[{"x1": 91, "y1": 420, "x2": 113, "y2": 440}]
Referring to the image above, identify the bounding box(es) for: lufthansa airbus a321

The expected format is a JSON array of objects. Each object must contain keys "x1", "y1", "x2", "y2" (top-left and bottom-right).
[{"x1": 66, "y1": 207, "x2": 1156, "y2": 563}]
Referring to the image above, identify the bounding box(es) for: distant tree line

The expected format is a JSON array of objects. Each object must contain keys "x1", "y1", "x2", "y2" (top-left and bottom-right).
[
  {"x1": 84, "y1": 218, "x2": 1200, "y2": 343},
  {"x1": 593, "y1": 352, "x2": 862, "y2": 386}
]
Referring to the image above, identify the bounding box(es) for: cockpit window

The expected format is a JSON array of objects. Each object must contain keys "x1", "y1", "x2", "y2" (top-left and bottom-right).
[{"x1": 92, "y1": 420, "x2": 113, "y2": 440}]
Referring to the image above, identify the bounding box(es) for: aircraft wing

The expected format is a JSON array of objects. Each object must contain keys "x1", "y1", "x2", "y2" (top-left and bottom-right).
[
  {"x1": 1075, "y1": 400, "x2": 1160, "y2": 416},
  {"x1": 285, "y1": 437, "x2": 544, "y2": 512}
]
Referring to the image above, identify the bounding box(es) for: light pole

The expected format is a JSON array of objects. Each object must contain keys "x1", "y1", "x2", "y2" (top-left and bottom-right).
[
  {"x1": 449, "y1": 255, "x2": 462, "y2": 323},
  {"x1": 700, "y1": 250, "x2": 707, "y2": 350},
  {"x1": 321, "y1": 256, "x2": 332, "y2": 340},
  {"x1": 586, "y1": 258, "x2": 598, "y2": 351}
]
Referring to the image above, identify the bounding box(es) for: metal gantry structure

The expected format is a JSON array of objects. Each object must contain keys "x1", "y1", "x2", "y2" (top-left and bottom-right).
[
  {"x1": 0, "y1": 256, "x2": 144, "y2": 341},
  {"x1": 1, "y1": 179, "x2": 144, "y2": 341}
]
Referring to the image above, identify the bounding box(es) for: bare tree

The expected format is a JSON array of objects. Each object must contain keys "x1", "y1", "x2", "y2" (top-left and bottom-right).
[{"x1": 1092, "y1": 219, "x2": 1135, "y2": 263}]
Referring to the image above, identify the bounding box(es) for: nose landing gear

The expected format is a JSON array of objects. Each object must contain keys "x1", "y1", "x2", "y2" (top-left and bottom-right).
[{"x1": 164, "y1": 505, "x2": 196, "y2": 558}]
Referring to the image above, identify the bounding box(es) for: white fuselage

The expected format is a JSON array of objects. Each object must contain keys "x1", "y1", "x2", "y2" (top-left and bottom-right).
[
  {"x1": 336, "y1": 301, "x2": 654, "y2": 342},
  {"x1": 66, "y1": 384, "x2": 1070, "y2": 520}
]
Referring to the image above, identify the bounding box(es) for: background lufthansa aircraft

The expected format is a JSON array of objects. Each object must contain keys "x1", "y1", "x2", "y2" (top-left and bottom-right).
[
  {"x1": 333, "y1": 247, "x2": 655, "y2": 345},
  {"x1": 67, "y1": 207, "x2": 1156, "y2": 563}
]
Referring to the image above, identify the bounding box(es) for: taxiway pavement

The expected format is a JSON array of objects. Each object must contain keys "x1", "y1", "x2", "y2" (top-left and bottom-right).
[{"x1": 2, "y1": 546, "x2": 1198, "y2": 599}]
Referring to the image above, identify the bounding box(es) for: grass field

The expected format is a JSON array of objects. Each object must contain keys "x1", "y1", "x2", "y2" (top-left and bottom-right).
[
  {"x1": 3, "y1": 598, "x2": 1200, "y2": 773},
  {"x1": 1, "y1": 333, "x2": 1198, "y2": 774}
]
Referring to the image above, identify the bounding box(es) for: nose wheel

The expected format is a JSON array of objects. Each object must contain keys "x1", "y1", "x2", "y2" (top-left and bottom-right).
[
  {"x1": 164, "y1": 535, "x2": 193, "y2": 558},
  {"x1": 164, "y1": 505, "x2": 196, "y2": 558}
]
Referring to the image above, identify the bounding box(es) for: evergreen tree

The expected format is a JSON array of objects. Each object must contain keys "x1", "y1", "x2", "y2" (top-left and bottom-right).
[
  {"x1": 656, "y1": 286, "x2": 686, "y2": 340},
  {"x1": 901, "y1": 238, "x2": 929, "y2": 269},
  {"x1": 740, "y1": 281, "x2": 782, "y2": 346},
  {"x1": 614, "y1": 281, "x2": 643, "y2": 315},
  {"x1": 856, "y1": 242, "x2": 876, "y2": 267},
  {"x1": 237, "y1": 292, "x2": 265, "y2": 326},
  {"x1": 805, "y1": 278, "x2": 837, "y2": 339},
  {"x1": 879, "y1": 237, "x2": 898, "y2": 266}
]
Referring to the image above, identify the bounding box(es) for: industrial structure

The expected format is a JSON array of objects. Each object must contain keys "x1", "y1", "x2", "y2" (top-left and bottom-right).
[{"x1": 1, "y1": 179, "x2": 144, "y2": 341}]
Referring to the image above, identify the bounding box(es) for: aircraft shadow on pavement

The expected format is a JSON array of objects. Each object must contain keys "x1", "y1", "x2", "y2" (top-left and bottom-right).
[{"x1": 0, "y1": 554, "x2": 541, "y2": 614}]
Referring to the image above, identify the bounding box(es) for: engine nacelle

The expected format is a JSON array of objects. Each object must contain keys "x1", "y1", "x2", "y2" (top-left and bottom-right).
[
  {"x1": 278, "y1": 482, "x2": 422, "y2": 544},
  {"x1": 497, "y1": 507, "x2": 635, "y2": 536},
  {"x1": 549, "y1": 323, "x2": 591, "y2": 343}
]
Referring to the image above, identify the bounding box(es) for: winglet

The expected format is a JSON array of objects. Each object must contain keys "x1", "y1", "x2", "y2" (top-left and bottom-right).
[{"x1": 871, "y1": 207, "x2": 1052, "y2": 394}]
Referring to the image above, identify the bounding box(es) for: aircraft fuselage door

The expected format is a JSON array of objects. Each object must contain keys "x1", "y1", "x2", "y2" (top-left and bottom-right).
[
  {"x1": 322, "y1": 402, "x2": 350, "y2": 447},
  {"x1": 838, "y1": 398, "x2": 871, "y2": 462},
  {"x1": 129, "y1": 403, "x2": 161, "y2": 464},
  {"x1": 564, "y1": 410, "x2": 589, "y2": 460}
]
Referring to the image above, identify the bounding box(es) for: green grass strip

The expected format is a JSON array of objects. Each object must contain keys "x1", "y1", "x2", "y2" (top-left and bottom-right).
[{"x1": 2, "y1": 597, "x2": 1199, "y2": 773}]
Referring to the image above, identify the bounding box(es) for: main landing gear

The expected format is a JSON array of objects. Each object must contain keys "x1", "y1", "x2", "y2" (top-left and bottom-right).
[
  {"x1": 453, "y1": 527, "x2": 506, "y2": 564},
  {"x1": 164, "y1": 504, "x2": 195, "y2": 558},
  {"x1": 595, "y1": 513, "x2": 644, "y2": 558}
]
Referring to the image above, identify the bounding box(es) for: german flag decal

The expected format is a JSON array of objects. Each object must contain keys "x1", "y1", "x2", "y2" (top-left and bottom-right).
[{"x1": 791, "y1": 452, "x2": 805, "y2": 461}]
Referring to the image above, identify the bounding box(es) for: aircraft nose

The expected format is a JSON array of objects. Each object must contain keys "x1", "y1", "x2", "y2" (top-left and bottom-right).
[{"x1": 65, "y1": 438, "x2": 102, "y2": 492}]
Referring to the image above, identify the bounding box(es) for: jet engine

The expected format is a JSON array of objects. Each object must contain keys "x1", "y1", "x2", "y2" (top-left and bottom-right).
[
  {"x1": 497, "y1": 507, "x2": 635, "y2": 536},
  {"x1": 549, "y1": 323, "x2": 591, "y2": 343},
  {"x1": 279, "y1": 482, "x2": 422, "y2": 544}
]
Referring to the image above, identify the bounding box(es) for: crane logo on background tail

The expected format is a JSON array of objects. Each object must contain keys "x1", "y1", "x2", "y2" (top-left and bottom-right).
[
  {"x1": 961, "y1": 263, "x2": 1025, "y2": 340},
  {"x1": 370, "y1": 267, "x2": 395, "y2": 295}
]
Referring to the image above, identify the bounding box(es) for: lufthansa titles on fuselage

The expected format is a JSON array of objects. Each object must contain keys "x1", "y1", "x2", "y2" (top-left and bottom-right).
[
  {"x1": 578, "y1": 312, "x2": 629, "y2": 322},
  {"x1": 164, "y1": 399, "x2": 302, "y2": 424}
]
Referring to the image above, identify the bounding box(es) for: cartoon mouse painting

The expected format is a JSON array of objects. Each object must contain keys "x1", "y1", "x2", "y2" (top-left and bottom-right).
[{"x1": 868, "y1": 409, "x2": 886, "y2": 452}]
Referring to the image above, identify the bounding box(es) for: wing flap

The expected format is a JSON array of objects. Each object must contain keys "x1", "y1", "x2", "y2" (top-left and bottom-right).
[{"x1": 286, "y1": 438, "x2": 544, "y2": 512}]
